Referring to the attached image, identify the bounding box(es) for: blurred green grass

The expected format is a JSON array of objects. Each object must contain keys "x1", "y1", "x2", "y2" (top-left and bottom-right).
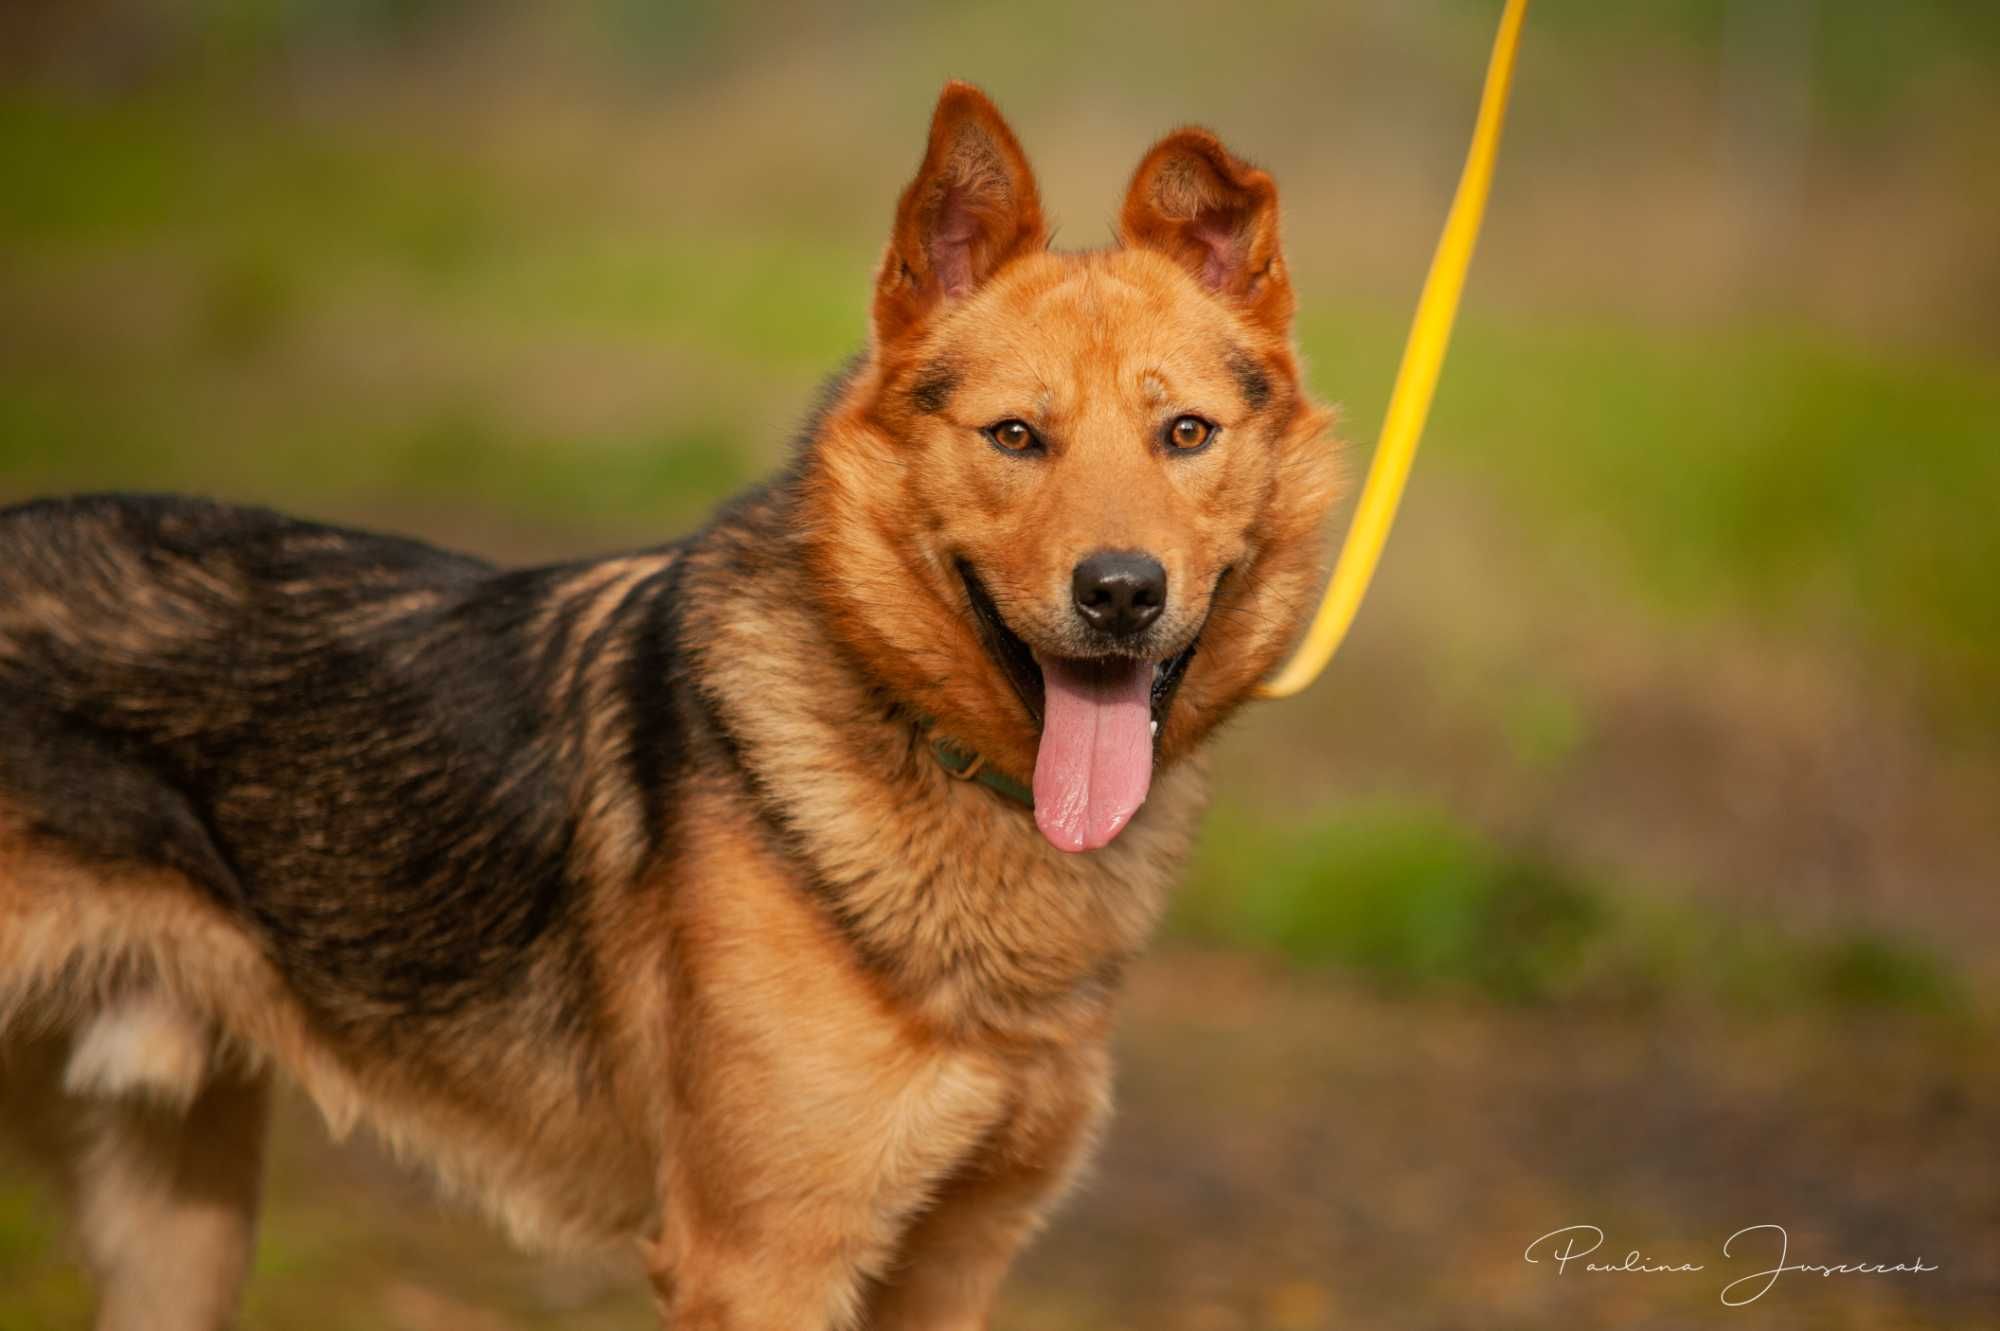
[
  {"x1": 1421, "y1": 316, "x2": 2000, "y2": 729},
  {"x1": 0, "y1": 1180, "x2": 87, "y2": 1331},
  {"x1": 1176, "y1": 800, "x2": 1964, "y2": 1011}
]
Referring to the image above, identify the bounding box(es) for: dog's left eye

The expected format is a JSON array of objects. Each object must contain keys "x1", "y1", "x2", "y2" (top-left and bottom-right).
[
  {"x1": 1166, "y1": 415, "x2": 1215, "y2": 451},
  {"x1": 984, "y1": 419, "x2": 1042, "y2": 453}
]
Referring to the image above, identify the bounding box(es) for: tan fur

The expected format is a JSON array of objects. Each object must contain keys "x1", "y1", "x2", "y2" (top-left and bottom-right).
[
  {"x1": 0, "y1": 82, "x2": 1337, "y2": 1329},
  {"x1": 551, "y1": 551, "x2": 680, "y2": 886}
]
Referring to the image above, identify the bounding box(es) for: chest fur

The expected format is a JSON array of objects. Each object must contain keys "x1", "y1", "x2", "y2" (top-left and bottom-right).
[{"x1": 655, "y1": 792, "x2": 1111, "y2": 1228}]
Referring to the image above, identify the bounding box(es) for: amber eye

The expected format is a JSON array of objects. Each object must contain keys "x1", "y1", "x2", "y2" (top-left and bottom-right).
[
  {"x1": 1167, "y1": 415, "x2": 1215, "y2": 451},
  {"x1": 985, "y1": 419, "x2": 1041, "y2": 453}
]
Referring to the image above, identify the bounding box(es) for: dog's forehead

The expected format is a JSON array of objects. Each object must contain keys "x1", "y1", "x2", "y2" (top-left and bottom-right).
[
  {"x1": 953, "y1": 252, "x2": 1245, "y2": 393},
  {"x1": 1019, "y1": 251, "x2": 1218, "y2": 328}
]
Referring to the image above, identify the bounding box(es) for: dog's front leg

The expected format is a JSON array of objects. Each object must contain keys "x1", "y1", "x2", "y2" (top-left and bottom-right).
[
  {"x1": 864, "y1": 1043, "x2": 1112, "y2": 1331},
  {"x1": 642, "y1": 1212, "x2": 868, "y2": 1331},
  {"x1": 640, "y1": 1093, "x2": 1011, "y2": 1331},
  {"x1": 636, "y1": 1020, "x2": 1009, "y2": 1329}
]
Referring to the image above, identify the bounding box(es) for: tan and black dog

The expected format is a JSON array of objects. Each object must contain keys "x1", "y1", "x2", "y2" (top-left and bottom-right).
[{"x1": 0, "y1": 82, "x2": 1337, "y2": 1329}]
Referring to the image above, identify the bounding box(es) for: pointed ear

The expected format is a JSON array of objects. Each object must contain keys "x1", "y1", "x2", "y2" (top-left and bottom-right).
[
  {"x1": 1119, "y1": 128, "x2": 1292, "y2": 334},
  {"x1": 873, "y1": 82, "x2": 1047, "y2": 348}
]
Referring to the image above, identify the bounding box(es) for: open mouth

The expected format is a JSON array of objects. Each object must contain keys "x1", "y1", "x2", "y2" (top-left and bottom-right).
[
  {"x1": 956, "y1": 560, "x2": 1200, "y2": 736},
  {"x1": 957, "y1": 559, "x2": 1207, "y2": 853}
]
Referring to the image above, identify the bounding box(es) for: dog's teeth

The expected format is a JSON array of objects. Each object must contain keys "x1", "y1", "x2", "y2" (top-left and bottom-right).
[{"x1": 1150, "y1": 719, "x2": 1159, "y2": 737}]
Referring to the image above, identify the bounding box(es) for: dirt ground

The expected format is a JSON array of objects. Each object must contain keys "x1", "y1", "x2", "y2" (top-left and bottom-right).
[{"x1": 1018, "y1": 953, "x2": 1998, "y2": 1331}]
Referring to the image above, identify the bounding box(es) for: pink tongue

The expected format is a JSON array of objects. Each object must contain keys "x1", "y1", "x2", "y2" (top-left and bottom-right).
[{"x1": 1033, "y1": 654, "x2": 1155, "y2": 853}]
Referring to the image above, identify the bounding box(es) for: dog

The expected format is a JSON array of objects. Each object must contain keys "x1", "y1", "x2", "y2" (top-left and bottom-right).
[{"x1": 0, "y1": 82, "x2": 1336, "y2": 1329}]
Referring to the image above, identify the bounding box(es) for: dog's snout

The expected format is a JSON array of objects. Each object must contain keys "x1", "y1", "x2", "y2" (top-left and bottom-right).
[{"x1": 1071, "y1": 551, "x2": 1166, "y2": 637}]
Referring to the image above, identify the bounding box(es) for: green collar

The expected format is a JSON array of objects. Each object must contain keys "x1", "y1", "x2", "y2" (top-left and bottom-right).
[{"x1": 927, "y1": 732, "x2": 1035, "y2": 808}]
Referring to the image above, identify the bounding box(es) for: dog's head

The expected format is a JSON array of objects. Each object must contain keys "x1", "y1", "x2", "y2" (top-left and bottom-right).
[{"x1": 808, "y1": 82, "x2": 1338, "y2": 853}]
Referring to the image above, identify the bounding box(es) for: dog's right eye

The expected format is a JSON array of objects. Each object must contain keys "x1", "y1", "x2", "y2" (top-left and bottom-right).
[{"x1": 984, "y1": 419, "x2": 1042, "y2": 453}]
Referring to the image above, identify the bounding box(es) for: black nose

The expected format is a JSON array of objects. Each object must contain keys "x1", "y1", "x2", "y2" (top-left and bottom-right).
[{"x1": 1072, "y1": 551, "x2": 1166, "y2": 637}]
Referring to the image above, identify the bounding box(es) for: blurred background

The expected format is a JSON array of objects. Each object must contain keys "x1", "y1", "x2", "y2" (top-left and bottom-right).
[{"x1": 1, "y1": 1, "x2": 1996, "y2": 1327}]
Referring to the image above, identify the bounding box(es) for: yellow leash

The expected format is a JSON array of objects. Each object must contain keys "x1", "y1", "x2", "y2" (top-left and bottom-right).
[{"x1": 1255, "y1": 0, "x2": 1529, "y2": 700}]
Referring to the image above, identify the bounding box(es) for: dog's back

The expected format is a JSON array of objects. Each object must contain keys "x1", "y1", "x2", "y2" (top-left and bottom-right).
[
  {"x1": 0, "y1": 494, "x2": 690, "y2": 1022},
  {"x1": 2, "y1": 495, "x2": 493, "y2": 921},
  {"x1": 0, "y1": 494, "x2": 596, "y2": 1023}
]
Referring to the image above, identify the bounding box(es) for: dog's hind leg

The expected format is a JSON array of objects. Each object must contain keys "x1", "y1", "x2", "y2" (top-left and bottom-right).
[
  {"x1": 66, "y1": 1059, "x2": 272, "y2": 1331},
  {"x1": 1, "y1": 768, "x2": 276, "y2": 1327}
]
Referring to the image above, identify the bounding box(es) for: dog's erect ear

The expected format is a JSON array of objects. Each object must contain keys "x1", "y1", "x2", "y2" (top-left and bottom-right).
[
  {"x1": 873, "y1": 82, "x2": 1046, "y2": 347},
  {"x1": 1119, "y1": 128, "x2": 1292, "y2": 335}
]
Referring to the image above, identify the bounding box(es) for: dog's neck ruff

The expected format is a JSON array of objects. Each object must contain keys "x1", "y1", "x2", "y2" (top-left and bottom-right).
[{"x1": 927, "y1": 730, "x2": 1035, "y2": 809}]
